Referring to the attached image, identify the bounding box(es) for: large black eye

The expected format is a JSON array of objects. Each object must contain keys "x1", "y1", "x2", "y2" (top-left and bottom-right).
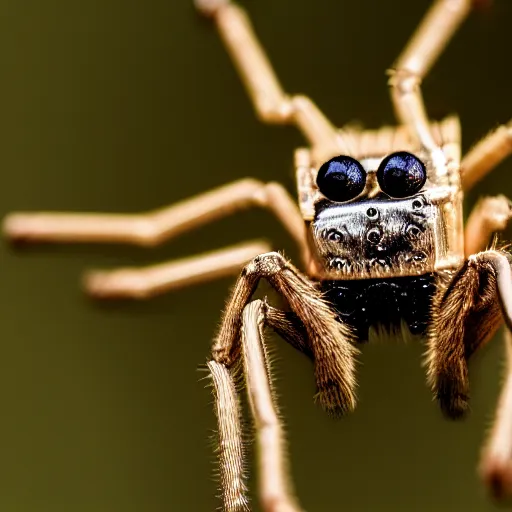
[
  {"x1": 316, "y1": 155, "x2": 366, "y2": 202},
  {"x1": 376, "y1": 152, "x2": 426, "y2": 198}
]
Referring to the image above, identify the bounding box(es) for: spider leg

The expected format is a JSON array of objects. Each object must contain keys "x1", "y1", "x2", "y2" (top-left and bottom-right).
[
  {"x1": 195, "y1": 0, "x2": 344, "y2": 161},
  {"x1": 214, "y1": 251, "x2": 358, "y2": 415},
  {"x1": 207, "y1": 360, "x2": 249, "y2": 512},
  {"x1": 4, "y1": 178, "x2": 313, "y2": 296},
  {"x1": 460, "y1": 252, "x2": 512, "y2": 502},
  {"x1": 84, "y1": 240, "x2": 268, "y2": 299},
  {"x1": 4, "y1": 179, "x2": 310, "y2": 262},
  {"x1": 389, "y1": 0, "x2": 472, "y2": 175},
  {"x1": 461, "y1": 121, "x2": 512, "y2": 191},
  {"x1": 464, "y1": 195, "x2": 512, "y2": 256},
  {"x1": 243, "y1": 300, "x2": 301, "y2": 511},
  {"x1": 426, "y1": 250, "x2": 505, "y2": 418},
  {"x1": 265, "y1": 305, "x2": 311, "y2": 358},
  {"x1": 208, "y1": 299, "x2": 307, "y2": 511},
  {"x1": 480, "y1": 329, "x2": 512, "y2": 503}
]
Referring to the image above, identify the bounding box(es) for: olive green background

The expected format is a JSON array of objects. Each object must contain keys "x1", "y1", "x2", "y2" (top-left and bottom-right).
[{"x1": 0, "y1": 1, "x2": 510, "y2": 510}]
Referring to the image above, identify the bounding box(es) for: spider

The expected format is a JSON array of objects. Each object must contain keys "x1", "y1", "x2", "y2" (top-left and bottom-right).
[{"x1": 3, "y1": 0, "x2": 512, "y2": 510}]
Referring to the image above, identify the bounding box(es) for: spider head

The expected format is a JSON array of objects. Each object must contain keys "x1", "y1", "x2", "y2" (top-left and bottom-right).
[{"x1": 307, "y1": 151, "x2": 463, "y2": 279}]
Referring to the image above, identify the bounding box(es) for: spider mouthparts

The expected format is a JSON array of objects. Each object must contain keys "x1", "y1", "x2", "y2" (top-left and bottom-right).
[{"x1": 329, "y1": 257, "x2": 350, "y2": 271}]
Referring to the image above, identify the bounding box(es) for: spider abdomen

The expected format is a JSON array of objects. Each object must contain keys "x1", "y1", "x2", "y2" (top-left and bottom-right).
[{"x1": 322, "y1": 274, "x2": 436, "y2": 341}]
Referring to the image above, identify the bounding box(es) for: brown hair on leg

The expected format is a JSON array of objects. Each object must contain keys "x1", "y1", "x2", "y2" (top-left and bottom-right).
[
  {"x1": 265, "y1": 304, "x2": 311, "y2": 358},
  {"x1": 427, "y1": 261, "x2": 483, "y2": 417},
  {"x1": 212, "y1": 252, "x2": 358, "y2": 416},
  {"x1": 427, "y1": 252, "x2": 508, "y2": 418},
  {"x1": 207, "y1": 360, "x2": 250, "y2": 512}
]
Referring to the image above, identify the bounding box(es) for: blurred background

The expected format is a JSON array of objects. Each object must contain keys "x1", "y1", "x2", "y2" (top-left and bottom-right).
[{"x1": 0, "y1": 0, "x2": 510, "y2": 510}]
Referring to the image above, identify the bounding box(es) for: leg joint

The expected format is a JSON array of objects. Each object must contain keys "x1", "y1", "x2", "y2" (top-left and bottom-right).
[
  {"x1": 388, "y1": 68, "x2": 422, "y2": 95},
  {"x1": 242, "y1": 252, "x2": 287, "y2": 278},
  {"x1": 255, "y1": 96, "x2": 294, "y2": 124}
]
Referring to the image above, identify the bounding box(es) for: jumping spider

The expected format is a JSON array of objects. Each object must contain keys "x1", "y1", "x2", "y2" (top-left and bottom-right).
[{"x1": 3, "y1": 0, "x2": 512, "y2": 510}]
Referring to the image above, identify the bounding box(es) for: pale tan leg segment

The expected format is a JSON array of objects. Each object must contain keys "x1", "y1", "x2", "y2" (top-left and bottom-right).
[
  {"x1": 207, "y1": 360, "x2": 249, "y2": 512},
  {"x1": 242, "y1": 300, "x2": 301, "y2": 512},
  {"x1": 389, "y1": 0, "x2": 472, "y2": 175},
  {"x1": 464, "y1": 195, "x2": 512, "y2": 256},
  {"x1": 85, "y1": 240, "x2": 270, "y2": 299},
  {"x1": 461, "y1": 121, "x2": 512, "y2": 191},
  {"x1": 480, "y1": 330, "x2": 512, "y2": 503},
  {"x1": 4, "y1": 178, "x2": 311, "y2": 275},
  {"x1": 208, "y1": 299, "x2": 304, "y2": 511},
  {"x1": 4, "y1": 179, "x2": 309, "y2": 261},
  {"x1": 195, "y1": 0, "x2": 343, "y2": 161}
]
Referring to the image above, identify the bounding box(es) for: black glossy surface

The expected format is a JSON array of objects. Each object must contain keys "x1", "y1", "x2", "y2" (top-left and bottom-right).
[
  {"x1": 377, "y1": 152, "x2": 427, "y2": 198},
  {"x1": 316, "y1": 155, "x2": 366, "y2": 202},
  {"x1": 323, "y1": 274, "x2": 437, "y2": 340}
]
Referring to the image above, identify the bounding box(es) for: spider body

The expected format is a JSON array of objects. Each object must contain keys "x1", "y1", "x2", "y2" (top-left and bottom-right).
[
  {"x1": 322, "y1": 274, "x2": 436, "y2": 339},
  {"x1": 309, "y1": 149, "x2": 446, "y2": 340},
  {"x1": 302, "y1": 125, "x2": 464, "y2": 345},
  {"x1": 3, "y1": 0, "x2": 512, "y2": 510},
  {"x1": 311, "y1": 192, "x2": 437, "y2": 279},
  {"x1": 303, "y1": 127, "x2": 465, "y2": 279}
]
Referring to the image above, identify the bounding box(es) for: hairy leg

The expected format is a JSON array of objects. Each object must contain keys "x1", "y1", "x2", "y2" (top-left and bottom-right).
[
  {"x1": 265, "y1": 305, "x2": 310, "y2": 358},
  {"x1": 208, "y1": 360, "x2": 249, "y2": 511},
  {"x1": 208, "y1": 299, "x2": 307, "y2": 512},
  {"x1": 426, "y1": 251, "x2": 507, "y2": 417},
  {"x1": 213, "y1": 251, "x2": 358, "y2": 416},
  {"x1": 241, "y1": 300, "x2": 302, "y2": 511}
]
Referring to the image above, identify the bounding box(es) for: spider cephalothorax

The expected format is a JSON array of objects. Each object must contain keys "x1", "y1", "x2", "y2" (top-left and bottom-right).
[
  {"x1": 310, "y1": 150, "x2": 448, "y2": 339},
  {"x1": 3, "y1": 0, "x2": 512, "y2": 510},
  {"x1": 313, "y1": 194, "x2": 435, "y2": 278},
  {"x1": 313, "y1": 171, "x2": 436, "y2": 281}
]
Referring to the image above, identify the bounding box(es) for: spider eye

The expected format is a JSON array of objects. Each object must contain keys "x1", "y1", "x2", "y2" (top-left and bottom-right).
[
  {"x1": 316, "y1": 156, "x2": 366, "y2": 202},
  {"x1": 376, "y1": 152, "x2": 427, "y2": 198}
]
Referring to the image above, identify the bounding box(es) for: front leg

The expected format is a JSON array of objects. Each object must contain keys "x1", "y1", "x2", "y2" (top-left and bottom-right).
[
  {"x1": 214, "y1": 252, "x2": 358, "y2": 416},
  {"x1": 426, "y1": 250, "x2": 512, "y2": 500},
  {"x1": 426, "y1": 251, "x2": 504, "y2": 418},
  {"x1": 209, "y1": 299, "x2": 308, "y2": 511},
  {"x1": 203, "y1": 251, "x2": 360, "y2": 509},
  {"x1": 241, "y1": 301, "x2": 302, "y2": 512}
]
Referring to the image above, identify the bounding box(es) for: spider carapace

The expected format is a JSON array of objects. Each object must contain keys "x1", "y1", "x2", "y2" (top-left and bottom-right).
[
  {"x1": 3, "y1": 0, "x2": 512, "y2": 510},
  {"x1": 306, "y1": 135, "x2": 463, "y2": 341}
]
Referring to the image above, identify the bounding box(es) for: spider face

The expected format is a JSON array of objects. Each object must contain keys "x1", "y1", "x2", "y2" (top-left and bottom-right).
[
  {"x1": 310, "y1": 150, "x2": 461, "y2": 280},
  {"x1": 312, "y1": 192, "x2": 436, "y2": 279},
  {"x1": 317, "y1": 152, "x2": 427, "y2": 202}
]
